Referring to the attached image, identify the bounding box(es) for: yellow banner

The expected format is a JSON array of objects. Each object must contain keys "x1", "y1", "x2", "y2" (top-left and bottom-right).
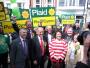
[
  {"x1": 32, "y1": 16, "x2": 55, "y2": 27},
  {"x1": 0, "y1": 12, "x2": 6, "y2": 20},
  {"x1": 5, "y1": 15, "x2": 10, "y2": 21},
  {"x1": 16, "y1": 20, "x2": 27, "y2": 28},
  {"x1": 2, "y1": 20, "x2": 27, "y2": 33},
  {"x1": 0, "y1": 2, "x2": 6, "y2": 20},
  {"x1": 62, "y1": 20, "x2": 75, "y2": 24},
  {"x1": 2, "y1": 21, "x2": 15, "y2": 33}
]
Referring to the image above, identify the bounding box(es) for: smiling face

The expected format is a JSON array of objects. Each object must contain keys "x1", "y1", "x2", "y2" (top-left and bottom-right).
[
  {"x1": 56, "y1": 31, "x2": 62, "y2": 40},
  {"x1": 67, "y1": 28, "x2": 73, "y2": 36}
]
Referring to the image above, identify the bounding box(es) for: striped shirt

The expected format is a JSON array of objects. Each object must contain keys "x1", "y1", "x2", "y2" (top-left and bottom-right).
[{"x1": 49, "y1": 39, "x2": 68, "y2": 62}]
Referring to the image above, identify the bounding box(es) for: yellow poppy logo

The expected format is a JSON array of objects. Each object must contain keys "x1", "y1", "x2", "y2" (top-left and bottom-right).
[
  {"x1": 48, "y1": 8, "x2": 55, "y2": 16},
  {"x1": 22, "y1": 10, "x2": 29, "y2": 19}
]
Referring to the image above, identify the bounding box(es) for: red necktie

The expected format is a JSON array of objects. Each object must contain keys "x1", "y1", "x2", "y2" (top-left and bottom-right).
[{"x1": 40, "y1": 36, "x2": 44, "y2": 56}]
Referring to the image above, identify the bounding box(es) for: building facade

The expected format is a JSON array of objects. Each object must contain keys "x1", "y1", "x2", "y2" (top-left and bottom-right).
[{"x1": 2, "y1": 0, "x2": 88, "y2": 24}]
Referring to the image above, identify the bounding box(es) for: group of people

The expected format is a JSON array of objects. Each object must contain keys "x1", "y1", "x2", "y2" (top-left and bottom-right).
[{"x1": 0, "y1": 17, "x2": 90, "y2": 68}]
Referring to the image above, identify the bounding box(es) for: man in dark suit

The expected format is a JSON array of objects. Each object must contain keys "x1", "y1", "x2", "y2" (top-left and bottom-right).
[
  {"x1": 11, "y1": 17, "x2": 35, "y2": 68},
  {"x1": 10, "y1": 28, "x2": 30, "y2": 68},
  {"x1": 32, "y1": 27, "x2": 47, "y2": 68}
]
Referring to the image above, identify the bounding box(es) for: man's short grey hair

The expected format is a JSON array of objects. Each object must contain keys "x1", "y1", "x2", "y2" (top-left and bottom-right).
[{"x1": 19, "y1": 28, "x2": 27, "y2": 32}]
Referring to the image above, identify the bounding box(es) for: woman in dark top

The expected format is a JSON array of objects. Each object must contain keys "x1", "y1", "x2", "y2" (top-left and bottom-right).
[{"x1": 75, "y1": 31, "x2": 90, "y2": 68}]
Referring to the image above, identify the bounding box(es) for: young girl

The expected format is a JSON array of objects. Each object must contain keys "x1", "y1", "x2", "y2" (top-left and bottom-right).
[{"x1": 49, "y1": 30, "x2": 68, "y2": 68}]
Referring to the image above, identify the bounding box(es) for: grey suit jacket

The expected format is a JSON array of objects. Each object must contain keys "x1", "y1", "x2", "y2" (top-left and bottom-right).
[{"x1": 10, "y1": 38, "x2": 29, "y2": 68}]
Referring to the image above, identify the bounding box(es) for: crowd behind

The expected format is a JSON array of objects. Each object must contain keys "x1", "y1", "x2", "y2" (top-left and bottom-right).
[{"x1": 0, "y1": 17, "x2": 90, "y2": 68}]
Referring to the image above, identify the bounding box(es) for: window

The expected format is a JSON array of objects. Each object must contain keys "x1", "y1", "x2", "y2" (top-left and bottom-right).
[
  {"x1": 59, "y1": 0, "x2": 65, "y2": 6},
  {"x1": 36, "y1": 0, "x2": 40, "y2": 3},
  {"x1": 48, "y1": 0, "x2": 52, "y2": 2},
  {"x1": 17, "y1": 3, "x2": 22, "y2": 8},
  {"x1": 48, "y1": 0, "x2": 52, "y2": 4},
  {"x1": 36, "y1": 0, "x2": 41, "y2": 7},
  {"x1": 36, "y1": 5, "x2": 40, "y2": 7},
  {"x1": 36, "y1": 0, "x2": 40, "y2": 4},
  {"x1": 48, "y1": 5, "x2": 52, "y2": 7},
  {"x1": 69, "y1": 0, "x2": 75, "y2": 6},
  {"x1": 47, "y1": 0, "x2": 53, "y2": 7},
  {"x1": 72, "y1": 0, "x2": 75, "y2": 6},
  {"x1": 88, "y1": 0, "x2": 90, "y2": 4},
  {"x1": 6, "y1": 3, "x2": 10, "y2": 8},
  {"x1": 17, "y1": 3, "x2": 24, "y2": 9},
  {"x1": 65, "y1": 0, "x2": 78, "y2": 6},
  {"x1": 69, "y1": 0, "x2": 73, "y2": 6},
  {"x1": 79, "y1": 0, "x2": 86, "y2": 6}
]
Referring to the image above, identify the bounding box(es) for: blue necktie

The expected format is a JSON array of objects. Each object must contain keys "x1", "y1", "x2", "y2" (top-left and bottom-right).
[{"x1": 23, "y1": 40, "x2": 28, "y2": 56}]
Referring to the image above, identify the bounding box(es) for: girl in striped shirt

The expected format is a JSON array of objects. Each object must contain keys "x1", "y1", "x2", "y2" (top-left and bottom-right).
[{"x1": 49, "y1": 30, "x2": 68, "y2": 68}]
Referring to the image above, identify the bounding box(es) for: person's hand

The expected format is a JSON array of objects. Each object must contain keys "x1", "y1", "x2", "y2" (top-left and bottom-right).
[
  {"x1": 33, "y1": 60, "x2": 37, "y2": 65},
  {"x1": 53, "y1": 56, "x2": 59, "y2": 60}
]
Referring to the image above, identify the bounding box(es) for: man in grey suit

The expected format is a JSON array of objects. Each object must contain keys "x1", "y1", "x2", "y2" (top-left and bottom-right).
[{"x1": 10, "y1": 28, "x2": 30, "y2": 68}]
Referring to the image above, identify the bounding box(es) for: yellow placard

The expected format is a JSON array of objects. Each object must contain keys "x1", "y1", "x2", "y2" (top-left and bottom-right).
[
  {"x1": 32, "y1": 16, "x2": 55, "y2": 27},
  {"x1": 16, "y1": 20, "x2": 27, "y2": 28},
  {"x1": 0, "y1": 12, "x2": 5, "y2": 20},
  {"x1": 2, "y1": 21, "x2": 15, "y2": 33},
  {"x1": 62, "y1": 20, "x2": 75, "y2": 24},
  {"x1": 5, "y1": 15, "x2": 10, "y2": 21},
  {"x1": 2, "y1": 20, "x2": 27, "y2": 33}
]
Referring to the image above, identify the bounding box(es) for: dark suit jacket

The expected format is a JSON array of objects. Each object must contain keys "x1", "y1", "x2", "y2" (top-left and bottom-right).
[
  {"x1": 10, "y1": 38, "x2": 29, "y2": 68},
  {"x1": 32, "y1": 35, "x2": 47, "y2": 60},
  {"x1": 12, "y1": 23, "x2": 35, "y2": 60}
]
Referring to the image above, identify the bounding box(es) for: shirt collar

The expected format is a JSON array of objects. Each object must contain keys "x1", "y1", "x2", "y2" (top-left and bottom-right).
[{"x1": 20, "y1": 36, "x2": 24, "y2": 41}]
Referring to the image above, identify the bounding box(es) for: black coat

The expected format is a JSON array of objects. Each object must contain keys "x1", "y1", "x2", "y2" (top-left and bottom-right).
[
  {"x1": 75, "y1": 62, "x2": 90, "y2": 68},
  {"x1": 32, "y1": 35, "x2": 47, "y2": 60},
  {"x1": 10, "y1": 38, "x2": 30, "y2": 68}
]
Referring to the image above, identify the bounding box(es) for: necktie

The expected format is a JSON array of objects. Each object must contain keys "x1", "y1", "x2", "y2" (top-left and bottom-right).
[
  {"x1": 28, "y1": 30, "x2": 31, "y2": 39},
  {"x1": 40, "y1": 36, "x2": 44, "y2": 56},
  {"x1": 23, "y1": 40, "x2": 28, "y2": 56}
]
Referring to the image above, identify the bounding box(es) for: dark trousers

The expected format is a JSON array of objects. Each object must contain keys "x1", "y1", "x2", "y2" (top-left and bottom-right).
[
  {"x1": 25, "y1": 58, "x2": 30, "y2": 68},
  {"x1": 39, "y1": 56, "x2": 45, "y2": 68},
  {"x1": 47, "y1": 58, "x2": 51, "y2": 68},
  {"x1": 31, "y1": 56, "x2": 45, "y2": 68},
  {"x1": 0, "y1": 52, "x2": 8, "y2": 68},
  {"x1": 52, "y1": 60, "x2": 65, "y2": 68}
]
